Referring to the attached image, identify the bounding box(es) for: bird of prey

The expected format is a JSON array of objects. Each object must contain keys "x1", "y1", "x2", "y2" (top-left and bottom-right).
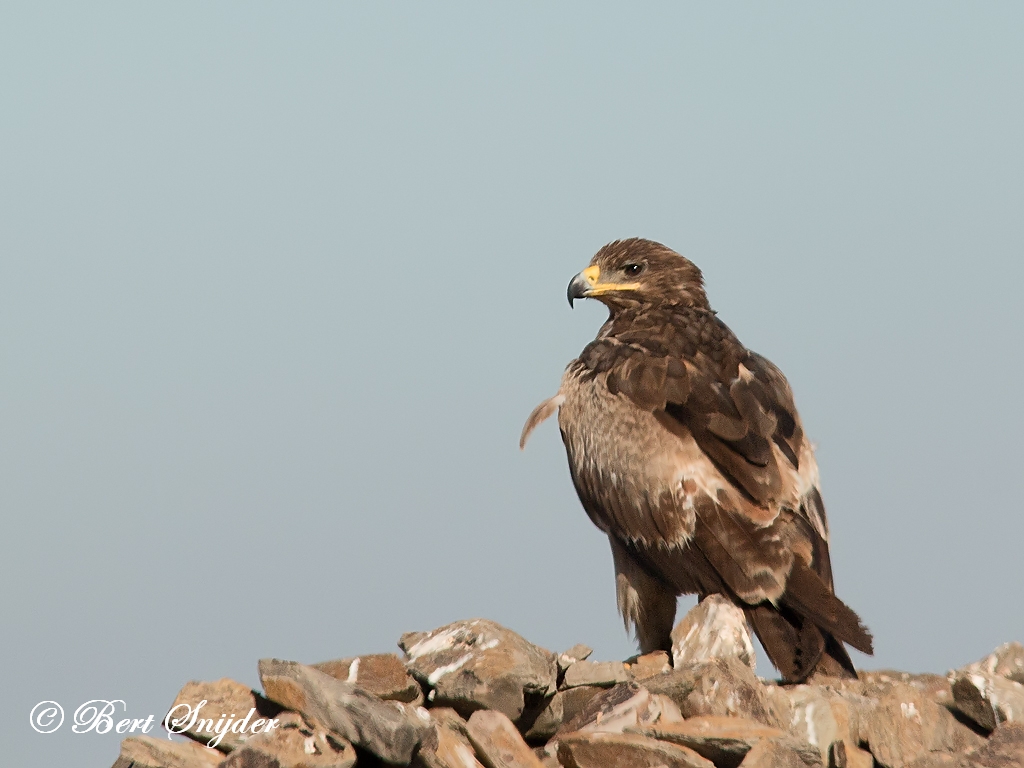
[{"x1": 521, "y1": 238, "x2": 872, "y2": 682}]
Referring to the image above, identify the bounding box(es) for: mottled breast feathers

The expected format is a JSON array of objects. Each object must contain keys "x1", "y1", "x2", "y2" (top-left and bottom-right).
[{"x1": 573, "y1": 306, "x2": 806, "y2": 510}]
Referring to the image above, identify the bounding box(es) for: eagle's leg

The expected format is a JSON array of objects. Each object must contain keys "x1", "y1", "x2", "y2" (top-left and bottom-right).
[{"x1": 609, "y1": 536, "x2": 677, "y2": 654}]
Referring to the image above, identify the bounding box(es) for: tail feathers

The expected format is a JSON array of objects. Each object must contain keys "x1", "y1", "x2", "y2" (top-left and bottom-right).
[
  {"x1": 783, "y1": 563, "x2": 874, "y2": 656},
  {"x1": 747, "y1": 563, "x2": 872, "y2": 683}
]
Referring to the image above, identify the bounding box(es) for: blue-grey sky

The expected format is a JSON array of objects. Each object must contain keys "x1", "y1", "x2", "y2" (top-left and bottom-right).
[{"x1": 3, "y1": 4, "x2": 1023, "y2": 766}]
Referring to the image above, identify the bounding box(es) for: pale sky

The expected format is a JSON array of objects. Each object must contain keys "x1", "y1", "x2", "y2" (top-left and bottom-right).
[{"x1": 3, "y1": 4, "x2": 1023, "y2": 766}]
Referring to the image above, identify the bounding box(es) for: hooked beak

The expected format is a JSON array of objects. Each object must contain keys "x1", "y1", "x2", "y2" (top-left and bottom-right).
[{"x1": 567, "y1": 265, "x2": 601, "y2": 307}]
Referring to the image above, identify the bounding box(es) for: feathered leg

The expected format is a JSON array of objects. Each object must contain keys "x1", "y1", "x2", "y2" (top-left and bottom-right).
[{"x1": 609, "y1": 536, "x2": 677, "y2": 654}]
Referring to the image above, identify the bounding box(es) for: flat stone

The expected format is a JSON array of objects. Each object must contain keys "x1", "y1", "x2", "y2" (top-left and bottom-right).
[
  {"x1": 314, "y1": 653, "x2": 424, "y2": 705},
  {"x1": 400, "y1": 619, "x2": 557, "y2": 723},
  {"x1": 556, "y1": 731, "x2": 715, "y2": 768},
  {"x1": 466, "y1": 710, "x2": 546, "y2": 768},
  {"x1": 555, "y1": 682, "x2": 675, "y2": 738},
  {"x1": 258, "y1": 658, "x2": 429, "y2": 764},
  {"x1": 633, "y1": 716, "x2": 820, "y2": 768},
  {"x1": 643, "y1": 656, "x2": 784, "y2": 728},
  {"x1": 625, "y1": 651, "x2": 671, "y2": 681},
  {"x1": 860, "y1": 671, "x2": 954, "y2": 708},
  {"x1": 412, "y1": 708, "x2": 485, "y2": 768},
  {"x1": 219, "y1": 714, "x2": 356, "y2": 768},
  {"x1": 901, "y1": 755, "x2": 964, "y2": 768},
  {"x1": 950, "y1": 671, "x2": 1024, "y2": 732},
  {"x1": 562, "y1": 660, "x2": 629, "y2": 689},
  {"x1": 671, "y1": 595, "x2": 756, "y2": 673},
  {"x1": 737, "y1": 738, "x2": 812, "y2": 768},
  {"x1": 557, "y1": 644, "x2": 594, "y2": 673},
  {"x1": 960, "y1": 642, "x2": 1024, "y2": 686},
  {"x1": 863, "y1": 683, "x2": 985, "y2": 768},
  {"x1": 110, "y1": 736, "x2": 222, "y2": 768}
]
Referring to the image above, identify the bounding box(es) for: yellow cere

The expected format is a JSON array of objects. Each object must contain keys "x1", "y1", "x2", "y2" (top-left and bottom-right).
[{"x1": 584, "y1": 263, "x2": 641, "y2": 295}]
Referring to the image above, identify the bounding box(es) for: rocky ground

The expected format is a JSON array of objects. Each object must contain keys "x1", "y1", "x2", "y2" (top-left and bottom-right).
[{"x1": 112, "y1": 596, "x2": 1024, "y2": 768}]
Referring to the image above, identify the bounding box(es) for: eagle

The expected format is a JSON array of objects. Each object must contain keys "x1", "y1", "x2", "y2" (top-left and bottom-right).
[{"x1": 521, "y1": 238, "x2": 872, "y2": 682}]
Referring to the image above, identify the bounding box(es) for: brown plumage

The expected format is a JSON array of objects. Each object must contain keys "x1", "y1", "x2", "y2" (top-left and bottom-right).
[{"x1": 522, "y1": 238, "x2": 872, "y2": 683}]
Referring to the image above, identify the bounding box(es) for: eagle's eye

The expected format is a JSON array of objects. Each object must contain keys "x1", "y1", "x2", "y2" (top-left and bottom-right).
[{"x1": 623, "y1": 263, "x2": 644, "y2": 277}]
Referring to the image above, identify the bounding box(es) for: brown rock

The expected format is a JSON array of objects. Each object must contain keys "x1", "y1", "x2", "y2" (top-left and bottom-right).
[
  {"x1": 643, "y1": 657, "x2": 784, "y2": 728},
  {"x1": 761, "y1": 681, "x2": 796, "y2": 731},
  {"x1": 785, "y1": 684, "x2": 875, "y2": 762},
  {"x1": 634, "y1": 715, "x2": 820, "y2": 768},
  {"x1": 521, "y1": 687, "x2": 605, "y2": 742},
  {"x1": 412, "y1": 708, "x2": 485, "y2": 768},
  {"x1": 860, "y1": 671, "x2": 954, "y2": 709},
  {"x1": 968, "y1": 722, "x2": 1024, "y2": 767},
  {"x1": 555, "y1": 682, "x2": 677, "y2": 738},
  {"x1": 625, "y1": 651, "x2": 671, "y2": 681},
  {"x1": 562, "y1": 660, "x2": 629, "y2": 689},
  {"x1": 901, "y1": 755, "x2": 963, "y2": 768},
  {"x1": 314, "y1": 653, "x2": 424, "y2": 705},
  {"x1": 400, "y1": 619, "x2": 557, "y2": 723},
  {"x1": 738, "y1": 738, "x2": 812, "y2": 768},
  {"x1": 950, "y1": 671, "x2": 1024, "y2": 732},
  {"x1": 671, "y1": 595, "x2": 757, "y2": 673},
  {"x1": 556, "y1": 731, "x2": 715, "y2": 768},
  {"x1": 110, "y1": 736, "x2": 222, "y2": 768},
  {"x1": 863, "y1": 683, "x2": 985, "y2": 768},
  {"x1": 219, "y1": 715, "x2": 356, "y2": 768},
  {"x1": 961, "y1": 642, "x2": 1024, "y2": 686},
  {"x1": 258, "y1": 658, "x2": 429, "y2": 764},
  {"x1": 828, "y1": 739, "x2": 873, "y2": 768},
  {"x1": 164, "y1": 678, "x2": 283, "y2": 753},
  {"x1": 465, "y1": 710, "x2": 546, "y2": 768}
]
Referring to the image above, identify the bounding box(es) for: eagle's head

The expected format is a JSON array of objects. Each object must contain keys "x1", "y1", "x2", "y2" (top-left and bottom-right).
[{"x1": 567, "y1": 238, "x2": 710, "y2": 312}]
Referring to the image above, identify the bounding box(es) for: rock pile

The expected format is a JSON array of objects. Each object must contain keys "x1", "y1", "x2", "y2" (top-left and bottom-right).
[{"x1": 112, "y1": 602, "x2": 1024, "y2": 768}]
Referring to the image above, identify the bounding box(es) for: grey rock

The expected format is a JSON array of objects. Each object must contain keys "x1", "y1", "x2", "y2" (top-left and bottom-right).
[
  {"x1": 562, "y1": 660, "x2": 629, "y2": 689},
  {"x1": 110, "y1": 736, "x2": 223, "y2": 768},
  {"x1": 950, "y1": 671, "x2": 1024, "y2": 732},
  {"x1": 314, "y1": 653, "x2": 424, "y2": 705},
  {"x1": 400, "y1": 619, "x2": 557, "y2": 723},
  {"x1": 644, "y1": 656, "x2": 784, "y2": 728},
  {"x1": 258, "y1": 658, "x2": 429, "y2": 765},
  {"x1": 557, "y1": 644, "x2": 593, "y2": 673},
  {"x1": 671, "y1": 595, "x2": 756, "y2": 673},
  {"x1": 465, "y1": 709, "x2": 546, "y2": 768},
  {"x1": 556, "y1": 731, "x2": 715, "y2": 768}
]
